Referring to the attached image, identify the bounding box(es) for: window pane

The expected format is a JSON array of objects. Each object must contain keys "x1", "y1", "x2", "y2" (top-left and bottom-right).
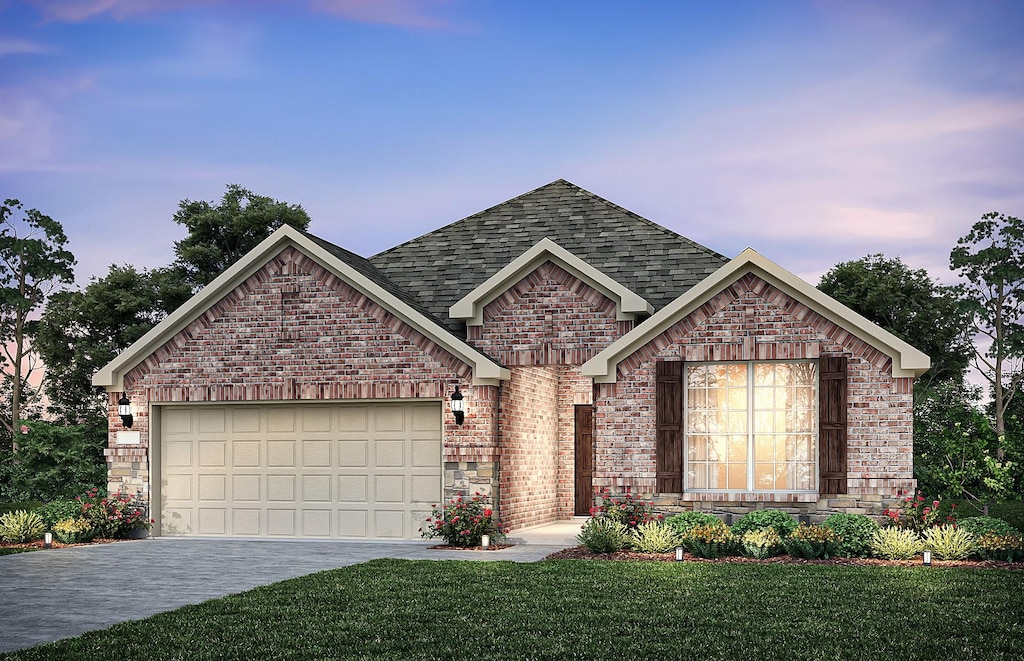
[
  {"x1": 688, "y1": 435, "x2": 707, "y2": 461},
  {"x1": 727, "y1": 463, "x2": 746, "y2": 489},
  {"x1": 728, "y1": 435, "x2": 747, "y2": 462},
  {"x1": 755, "y1": 462, "x2": 778, "y2": 490},
  {"x1": 754, "y1": 435, "x2": 774, "y2": 462}
]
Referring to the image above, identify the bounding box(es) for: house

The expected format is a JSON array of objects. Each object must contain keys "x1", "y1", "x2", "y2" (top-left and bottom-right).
[{"x1": 94, "y1": 180, "x2": 929, "y2": 539}]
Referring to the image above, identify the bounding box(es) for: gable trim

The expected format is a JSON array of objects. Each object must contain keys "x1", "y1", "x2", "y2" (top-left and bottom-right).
[
  {"x1": 93, "y1": 226, "x2": 509, "y2": 391},
  {"x1": 582, "y1": 248, "x2": 931, "y2": 383},
  {"x1": 449, "y1": 237, "x2": 654, "y2": 325}
]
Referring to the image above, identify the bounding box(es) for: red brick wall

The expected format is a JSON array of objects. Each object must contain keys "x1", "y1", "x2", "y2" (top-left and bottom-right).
[
  {"x1": 499, "y1": 366, "x2": 560, "y2": 531},
  {"x1": 593, "y1": 273, "x2": 916, "y2": 511},
  {"x1": 106, "y1": 247, "x2": 496, "y2": 503}
]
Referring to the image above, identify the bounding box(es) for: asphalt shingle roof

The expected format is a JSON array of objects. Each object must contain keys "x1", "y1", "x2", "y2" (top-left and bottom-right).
[{"x1": 367, "y1": 179, "x2": 729, "y2": 335}]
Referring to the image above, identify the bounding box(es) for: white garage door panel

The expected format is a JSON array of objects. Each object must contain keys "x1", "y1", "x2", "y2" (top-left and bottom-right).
[{"x1": 160, "y1": 403, "x2": 441, "y2": 539}]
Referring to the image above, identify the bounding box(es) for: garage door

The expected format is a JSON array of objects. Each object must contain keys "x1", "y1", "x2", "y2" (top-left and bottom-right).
[{"x1": 159, "y1": 402, "x2": 441, "y2": 539}]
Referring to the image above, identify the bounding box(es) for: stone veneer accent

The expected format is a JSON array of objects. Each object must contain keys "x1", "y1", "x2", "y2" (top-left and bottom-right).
[{"x1": 592, "y1": 272, "x2": 916, "y2": 518}]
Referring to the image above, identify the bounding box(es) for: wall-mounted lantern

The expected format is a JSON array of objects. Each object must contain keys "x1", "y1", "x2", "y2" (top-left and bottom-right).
[
  {"x1": 118, "y1": 394, "x2": 134, "y2": 429},
  {"x1": 450, "y1": 386, "x2": 465, "y2": 426}
]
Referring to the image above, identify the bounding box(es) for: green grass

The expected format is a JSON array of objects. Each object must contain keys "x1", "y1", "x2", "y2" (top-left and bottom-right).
[{"x1": 4, "y1": 559, "x2": 1022, "y2": 660}]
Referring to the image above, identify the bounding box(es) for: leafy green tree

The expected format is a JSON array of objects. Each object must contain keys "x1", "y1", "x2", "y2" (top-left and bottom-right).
[
  {"x1": 818, "y1": 253, "x2": 971, "y2": 398},
  {"x1": 35, "y1": 265, "x2": 191, "y2": 426},
  {"x1": 0, "y1": 199, "x2": 75, "y2": 442},
  {"x1": 172, "y1": 184, "x2": 311, "y2": 289},
  {"x1": 0, "y1": 420, "x2": 106, "y2": 502},
  {"x1": 950, "y1": 212, "x2": 1024, "y2": 454}
]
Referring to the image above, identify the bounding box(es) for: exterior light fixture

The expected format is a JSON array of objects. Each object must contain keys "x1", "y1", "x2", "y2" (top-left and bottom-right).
[
  {"x1": 450, "y1": 386, "x2": 465, "y2": 425},
  {"x1": 44, "y1": 532, "x2": 52, "y2": 549},
  {"x1": 118, "y1": 394, "x2": 134, "y2": 429},
  {"x1": 675, "y1": 546, "x2": 684, "y2": 562},
  {"x1": 922, "y1": 549, "x2": 932, "y2": 566},
  {"x1": 481, "y1": 534, "x2": 490, "y2": 550}
]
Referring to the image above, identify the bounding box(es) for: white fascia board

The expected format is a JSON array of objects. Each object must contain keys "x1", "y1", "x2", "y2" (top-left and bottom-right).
[
  {"x1": 582, "y1": 248, "x2": 931, "y2": 383},
  {"x1": 449, "y1": 237, "x2": 653, "y2": 325},
  {"x1": 93, "y1": 226, "x2": 508, "y2": 391}
]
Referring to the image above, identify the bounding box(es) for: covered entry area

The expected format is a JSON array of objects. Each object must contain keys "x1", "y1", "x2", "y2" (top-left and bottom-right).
[{"x1": 155, "y1": 401, "x2": 442, "y2": 540}]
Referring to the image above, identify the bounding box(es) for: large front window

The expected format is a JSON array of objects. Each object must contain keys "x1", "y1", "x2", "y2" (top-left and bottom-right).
[{"x1": 685, "y1": 361, "x2": 817, "y2": 492}]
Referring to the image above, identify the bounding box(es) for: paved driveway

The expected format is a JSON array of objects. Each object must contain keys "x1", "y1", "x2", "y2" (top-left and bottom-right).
[{"x1": 0, "y1": 534, "x2": 572, "y2": 654}]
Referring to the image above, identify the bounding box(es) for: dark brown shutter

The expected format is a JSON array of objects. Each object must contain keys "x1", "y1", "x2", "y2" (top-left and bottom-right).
[
  {"x1": 656, "y1": 360, "x2": 684, "y2": 493},
  {"x1": 819, "y1": 355, "x2": 848, "y2": 494}
]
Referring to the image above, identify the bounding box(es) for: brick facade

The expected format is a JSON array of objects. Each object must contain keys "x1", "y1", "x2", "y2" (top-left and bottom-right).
[{"x1": 593, "y1": 273, "x2": 916, "y2": 518}]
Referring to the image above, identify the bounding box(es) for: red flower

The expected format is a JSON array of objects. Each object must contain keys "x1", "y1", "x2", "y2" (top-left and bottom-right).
[{"x1": 483, "y1": 509, "x2": 492, "y2": 517}]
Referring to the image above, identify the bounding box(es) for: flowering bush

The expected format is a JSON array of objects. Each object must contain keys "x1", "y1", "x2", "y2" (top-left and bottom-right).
[
  {"x1": 973, "y1": 532, "x2": 1024, "y2": 562},
  {"x1": 78, "y1": 488, "x2": 150, "y2": 539},
  {"x1": 589, "y1": 487, "x2": 657, "y2": 528},
  {"x1": 420, "y1": 492, "x2": 503, "y2": 547},
  {"x1": 577, "y1": 518, "x2": 631, "y2": 553},
  {"x1": 741, "y1": 528, "x2": 783, "y2": 559},
  {"x1": 680, "y1": 524, "x2": 739, "y2": 559},
  {"x1": 883, "y1": 490, "x2": 956, "y2": 534},
  {"x1": 782, "y1": 523, "x2": 842, "y2": 559},
  {"x1": 631, "y1": 521, "x2": 681, "y2": 554}
]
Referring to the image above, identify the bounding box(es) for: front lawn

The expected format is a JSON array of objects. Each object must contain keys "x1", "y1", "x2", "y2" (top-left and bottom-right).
[{"x1": 6, "y1": 559, "x2": 1023, "y2": 660}]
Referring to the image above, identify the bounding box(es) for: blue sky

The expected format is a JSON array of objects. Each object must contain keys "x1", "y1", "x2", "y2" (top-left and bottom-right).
[{"x1": 1, "y1": 0, "x2": 1022, "y2": 288}]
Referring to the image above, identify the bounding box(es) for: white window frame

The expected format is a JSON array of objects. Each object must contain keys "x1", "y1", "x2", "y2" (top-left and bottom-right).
[{"x1": 683, "y1": 359, "x2": 819, "y2": 493}]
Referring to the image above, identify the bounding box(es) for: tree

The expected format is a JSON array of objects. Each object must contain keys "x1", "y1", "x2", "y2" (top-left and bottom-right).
[
  {"x1": 35, "y1": 265, "x2": 192, "y2": 426},
  {"x1": 818, "y1": 253, "x2": 971, "y2": 398},
  {"x1": 0, "y1": 199, "x2": 75, "y2": 441},
  {"x1": 950, "y1": 212, "x2": 1024, "y2": 456},
  {"x1": 172, "y1": 184, "x2": 311, "y2": 289}
]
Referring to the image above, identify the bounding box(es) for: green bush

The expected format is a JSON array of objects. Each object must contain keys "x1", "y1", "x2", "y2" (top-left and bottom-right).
[
  {"x1": 0, "y1": 421, "x2": 106, "y2": 502},
  {"x1": 974, "y1": 532, "x2": 1024, "y2": 562},
  {"x1": 52, "y1": 517, "x2": 96, "y2": 544},
  {"x1": 782, "y1": 523, "x2": 842, "y2": 559},
  {"x1": 822, "y1": 513, "x2": 880, "y2": 558},
  {"x1": 730, "y1": 509, "x2": 799, "y2": 538},
  {"x1": 36, "y1": 499, "x2": 83, "y2": 529},
  {"x1": 664, "y1": 511, "x2": 724, "y2": 537},
  {"x1": 957, "y1": 516, "x2": 1019, "y2": 538},
  {"x1": 631, "y1": 522, "x2": 681, "y2": 554},
  {"x1": 741, "y1": 528, "x2": 783, "y2": 559},
  {"x1": 871, "y1": 527, "x2": 923, "y2": 560},
  {"x1": 681, "y1": 524, "x2": 739, "y2": 559},
  {"x1": 923, "y1": 524, "x2": 975, "y2": 561},
  {"x1": 590, "y1": 488, "x2": 656, "y2": 528},
  {"x1": 0, "y1": 509, "x2": 46, "y2": 543},
  {"x1": 577, "y1": 518, "x2": 631, "y2": 553}
]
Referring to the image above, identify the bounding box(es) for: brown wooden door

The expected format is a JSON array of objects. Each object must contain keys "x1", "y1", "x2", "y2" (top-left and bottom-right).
[{"x1": 574, "y1": 404, "x2": 594, "y2": 516}]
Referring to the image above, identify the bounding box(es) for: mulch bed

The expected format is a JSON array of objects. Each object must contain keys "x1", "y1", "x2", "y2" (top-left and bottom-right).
[
  {"x1": 429, "y1": 543, "x2": 515, "y2": 551},
  {"x1": 544, "y1": 545, "x2": 1024, "y2": 570},
  {"x1": 0, "y1": 537, "x2": 130, "y2": 551}
]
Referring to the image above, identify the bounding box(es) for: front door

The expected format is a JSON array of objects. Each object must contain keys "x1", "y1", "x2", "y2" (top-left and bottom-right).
[{"x1": 574, "y1": 404, "x2": 594, "y2": 516}]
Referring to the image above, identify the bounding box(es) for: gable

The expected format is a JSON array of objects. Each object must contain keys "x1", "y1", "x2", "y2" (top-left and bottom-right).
[
  {"x1": 582, "y1": 248, "x2": 931, "y2": 382},
  {"x1": 94, "y1": 226, "x2": 509, "y2": 391},
  {"x1": 370, "y1": 179, "x2": 728, "y2": 333}
]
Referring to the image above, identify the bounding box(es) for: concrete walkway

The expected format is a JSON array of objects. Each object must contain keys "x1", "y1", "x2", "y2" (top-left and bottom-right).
[{"x1": 0, "y1": 519, "x2": 584, "y2": 654}]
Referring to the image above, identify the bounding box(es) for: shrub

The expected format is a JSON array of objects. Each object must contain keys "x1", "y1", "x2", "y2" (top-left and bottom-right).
[
  {"x1": 882, "y1": 490, "x2": 956, "y2": 534},
  {"x1": 871, "y1": 527, "x2": 923, "y2": 560},
  {"x1": 52, "y1": 517, "x2": 96, "y2": 544},
  {"x1": 782, "y1": 523, "x2": 842, "y2": 559},
  {"x1": 957, "y1": 516, "x2": 1019, "y2": 538},
  {"x1": 681, "y1": 524, "x2": 739, "y2": 559},
  {"x1": 590, "y1": 488, "x2": 656, "y2": 528},
  {"x1": 577, "y1": 518, "x2": 631, "y2": 554},
  {"x1": 0, "y1": 421, "x2": 106, "y2": 502},
  {"x1": 741, "y1": 528, "x2": 783, "y2": 559},
  {"x1": 731, "y1": 509, "x2": 799, "y2": 538},
  {"x1": 973, "y1": 532, "x2": 1024, "y2": 562},
  {"x1": 922, "y1": 524, "x2": 975, "y2": 561},
  {"x1": 631, "y1": 522, "x2": 681, "y2": 554},
  {"x1": 420, "y1": 492, "x2": 503, "y2": 548},
  {"x1": 36, "y1": 499, "x2": 83, "y2": 529},
  {"x1": 0, "y1": 509, "x2": 46, "y2": 543},
  {"x1": 822, "y1": 513, "x2": 880, "y2": 558},
  {"x1": 79, "y1": 488, "x2": 151, "y2": 539},
  {"x1": 664, "y1": 511, "x2": 725, "y2": 537}
]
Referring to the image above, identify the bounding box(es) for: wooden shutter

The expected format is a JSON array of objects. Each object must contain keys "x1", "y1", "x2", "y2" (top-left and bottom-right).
[
  {"x1": 819, "y1": 355, "x2": 848, "y2": 494},
  {"x1": 656, "y1": 360, "x2": 684, "y2": 493}
]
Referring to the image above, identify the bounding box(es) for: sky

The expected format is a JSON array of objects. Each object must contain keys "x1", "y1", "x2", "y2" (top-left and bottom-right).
[{"x1": 1, "y1": 0, "x2": 1022, "y2": 290}]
